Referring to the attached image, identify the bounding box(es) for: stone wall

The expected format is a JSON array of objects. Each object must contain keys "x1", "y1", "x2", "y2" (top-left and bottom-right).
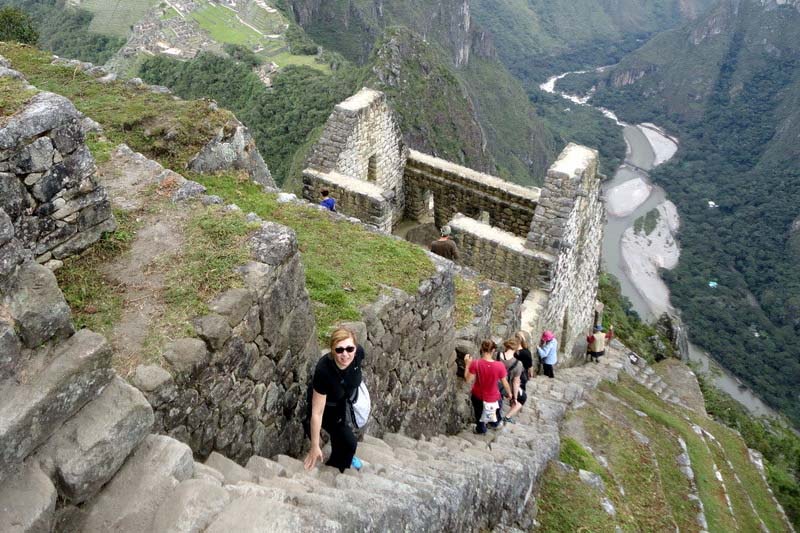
[
  {"x1": 132, "y1": 222, "x2": 320, "y2": 464},
  {"x1": 528, "y1": 144, "x2": 605, "y2": 365},
  {"x1": 355, "y1": 253, "x2": 461, "y2": 438},
  {"x1": 304, "y1": 88, "x2": 408, "y2": 227},
  {"x1": 1, "y1": 79, "x2": 115, "y2": 268},
  {"x1": 302, "y1": 168, "x2": 393, "y2": 231},
  {"x1": 405, "y1": 150, "x2": 540, "y2": 237},
  {"x1": 449, "y1": 214, "x2": 555, "y2": 292}
]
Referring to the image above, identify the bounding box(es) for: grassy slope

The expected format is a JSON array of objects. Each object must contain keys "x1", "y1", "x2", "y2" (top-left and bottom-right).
[
  {"x1": 79, "y1": 0, "x2": 156, "y2": 37},
  {"x1": 2, "y1": 42, "x2": 434, "y2": 344},
  {"x1": 540, "y1": 372, "x2": 790, "y2": 531}
]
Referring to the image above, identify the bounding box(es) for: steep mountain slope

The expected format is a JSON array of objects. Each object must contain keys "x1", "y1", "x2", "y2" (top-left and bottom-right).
[
  {"x1": 580, "y1": 0, "x2": 800, "y2": 426},
  {"x1": 470, "y1": 0, "x2": 716, "y2": 82},
  {"x1": 279, "y1": 0, "x2": 558, "y2": 184}
]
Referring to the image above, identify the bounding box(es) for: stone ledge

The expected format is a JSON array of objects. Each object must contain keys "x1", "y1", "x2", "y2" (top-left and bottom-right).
[{"x1": 303, "y1": 168, "x2": 387, "y2": 201}]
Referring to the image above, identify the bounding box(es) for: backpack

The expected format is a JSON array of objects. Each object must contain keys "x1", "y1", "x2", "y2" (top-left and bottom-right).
[{"x1": 302, "y1": 378, "x2": 370, "y2": 438}]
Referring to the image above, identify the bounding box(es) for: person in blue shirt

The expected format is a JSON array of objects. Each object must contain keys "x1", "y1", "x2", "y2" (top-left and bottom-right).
[
  {"x1": 537, "y1": 330, "x2": 558, "y2": 378},
  {"x1": 320, "y1": 189, "x2": 336, "y2": 212}
]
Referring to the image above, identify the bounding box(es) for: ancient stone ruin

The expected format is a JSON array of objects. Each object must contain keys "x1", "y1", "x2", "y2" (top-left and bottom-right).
[{"x1": 303, "y1": 88, "x2": 605, "y2": 362}]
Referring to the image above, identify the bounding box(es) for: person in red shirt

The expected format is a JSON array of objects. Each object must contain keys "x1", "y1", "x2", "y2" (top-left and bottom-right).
[{"x1": 464, "y1": 339, "x2": 514, "y2": 434}]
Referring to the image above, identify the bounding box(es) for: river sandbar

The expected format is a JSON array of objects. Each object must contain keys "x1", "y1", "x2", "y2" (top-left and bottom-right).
[{"x1": 606, "y1": 177, "x2": 653, "y2": 217}]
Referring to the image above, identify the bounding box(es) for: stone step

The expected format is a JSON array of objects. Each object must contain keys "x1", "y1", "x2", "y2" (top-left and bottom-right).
[
  {"x1": 35, "y1": 376, "x2": 154, "y2": 503},
  {"x1": 245, "y1": 455, "x2": 287, "y2": 480},
  {"x1": 0, "y1": 461, "x2": 57, "y2": 533},
  {"x1": 151, "y1": 478, "x2": 231, "y2": 532},
  {"x1": 205, "y1": 451, "x2": 257, "y2": 485},
  {"x1": 78, "y1": 435, "x2": 194, "y2": 532},
  {"x1": 204, "y1": 495, "x2": 343, "y2": 532},
  {"x1": 0, "y1": 329, "x2": 113, "y2": 480}
]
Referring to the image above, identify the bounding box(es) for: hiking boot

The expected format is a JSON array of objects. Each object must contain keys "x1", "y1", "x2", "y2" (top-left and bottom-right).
[
  {"x1": 488, "y1": 421, "x2": 502, "y2": 430},
  {"x1": 351, "y1": 456, "x2": 363, "y2": 471},
  {"x1": 502, "y1": 416, "x2": 515, "y2": 424}
]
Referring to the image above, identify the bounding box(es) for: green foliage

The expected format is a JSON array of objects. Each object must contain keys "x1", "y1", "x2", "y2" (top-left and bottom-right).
[
  {"x1": 598, "y1": 273, "x2": 674, "y2": 362},
  {"x1": 453, "y1": 276, "x2": 480, "y2": 331},
  {"x1": 589, "y1": 1, "x2": 800, "y2": 427},
  {"x1": 138, "y1": 52, "x2": 363, "y2": 185},
  {"x1": 0, "y1": 43, "x2": 232, "y2": 171},
  {"x1": 285, "y1": 23, "x2": 318, "y2": 55},
  {"x1": 698, "y1": 374, "x2": 800, "y2": 527},
  {"x1": 189, "y1": 173, "x2": 435, "y2": 340},
  {"x1": 633, "y1": 208, "x2": 660, "y2": 236},
  {"x1": 223, "y1": 43, "x2": 262, "y2": 68},
  {"x1": 0, "y1": 0, "x2": 125, "y2": 64},
  {"x1": 0, "y1": 5, "x2": 37, "y2": 43},
  {"x1": 537, "y1": 462, "x2": 619, "y2": 532}
]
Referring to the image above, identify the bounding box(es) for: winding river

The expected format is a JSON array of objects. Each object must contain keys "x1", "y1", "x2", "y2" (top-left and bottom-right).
[{"x1": 541, "y1": 73, "x2": 777, "y2": 418}]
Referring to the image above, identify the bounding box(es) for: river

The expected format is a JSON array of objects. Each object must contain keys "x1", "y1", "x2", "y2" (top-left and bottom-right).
[{"x1": 541, "y1": 73, "x2": 778, "y2": 418}]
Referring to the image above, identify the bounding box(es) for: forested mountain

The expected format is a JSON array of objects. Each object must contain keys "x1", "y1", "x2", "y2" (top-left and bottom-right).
[
  {"x1": 570, "y1": 0, "x2": 800, "y2": 425},
  {"x1": 470, "y1": 0, "x2": 716, "y2": 83}
]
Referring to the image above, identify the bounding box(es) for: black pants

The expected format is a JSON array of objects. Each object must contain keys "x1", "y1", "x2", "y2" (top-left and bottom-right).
[
  {"x1": 542, "y1": 363, "x2": 555, "y2": 378},
  {"x1": 471, "y1": 394, "x2": 501, "y2": 433},
  {"x1": 589, "y1": 350, "x2": 605, "y2": 362},
  {"x1": 322, "y1": 416, "x2": 357, "y2": 472}
]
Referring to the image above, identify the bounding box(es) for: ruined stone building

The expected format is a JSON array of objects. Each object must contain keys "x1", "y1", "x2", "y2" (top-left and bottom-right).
[{"x1": 302, "y1": 88, "x2": 605, "y2": 360}]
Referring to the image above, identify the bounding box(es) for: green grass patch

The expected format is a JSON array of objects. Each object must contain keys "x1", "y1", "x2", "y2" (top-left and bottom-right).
[
  {"x1": 454, "y1": 276, "x2": 480, "y2": 330},
  {"x1": 190, "y1": 2, "x2": 263, "y2": 47},
  {"x1": 0, "y1": 75, "x2": 37, "y2": 119},
  {"x1": 0, "y1": 43, "x2": 230, "y2": 171},
  {"x1": 595, "y1": 386, "x2": 701, "y2": 531},
  {"x1": 537, "y1": 462, "x2": 619, "y2": 533},
  {"x1": 559, "y1": 436, "x2": 605, "y2": 476},
  {"x1": 490, "y1": 283, "x2": 518, "y2": 331},
  {"x1": 604, "y1": 377, "x2": 740, "y2": 532},
  {"x1": 579, "y1": 405, "x2": 679, "y2": 531},
  {"x1": 55, "y1": 209, "x2": 137, "y2": 336},
  {"x1": 191, "y1": 172, "x2": 435, "y2": 340},
  {"x1": 85, "y1": 132, "x2": 115, "y2": 165}
]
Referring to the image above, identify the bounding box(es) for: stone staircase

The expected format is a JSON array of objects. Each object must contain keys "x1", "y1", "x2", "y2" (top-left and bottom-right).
[
  {"x1": 625, "y1": 350, "x2": 691, "y2": 409},
  {"x1": 42, "y1": 347, "x2": 630, "y2": 532}
]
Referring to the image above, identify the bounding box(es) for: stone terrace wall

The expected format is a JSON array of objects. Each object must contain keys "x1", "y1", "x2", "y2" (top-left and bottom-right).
[
  {"x1": 1, "y1": 82, "x2": 115, "y2": 268},
  {"x1": 132, "y1": 222, "x2": 320, "y2": 464},
  {"x1": 529, "y1": 144, "x2": 605, "y2": 365},
  {"x1": 302, "y1": 168, "x2": 393, "y2": 231},
  {"x1": 449, "y1": 213, "x2": 555, "y2": 292},
  {"x1": 405, "y1": 150, "x2": 540, "y2": 237},
  {"x1": 304, "y1": 88, "x2": 408, "y2": 227},
  {"x1": 355, "y1": 253, "x2": 461, "y2": 438}
]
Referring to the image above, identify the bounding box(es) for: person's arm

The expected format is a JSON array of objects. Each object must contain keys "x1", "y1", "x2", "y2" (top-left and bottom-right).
[
  {"x1": 607, "y1": 326, "x2": 614, "y2": 340},
  {"x1": 463, "y1": 354, "x2": 475, "y2": 384},
  {"x1": 303, "y1": 390, "x2": 326, "y2": 470},
  {"x1": 500, "y1": 377, "x2": 513, "y2": 402}
]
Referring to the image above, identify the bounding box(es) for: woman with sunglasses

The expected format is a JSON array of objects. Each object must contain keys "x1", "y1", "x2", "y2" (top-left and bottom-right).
[{"x1": 304, "y1": 327, "x2": 365, "y2": 472}]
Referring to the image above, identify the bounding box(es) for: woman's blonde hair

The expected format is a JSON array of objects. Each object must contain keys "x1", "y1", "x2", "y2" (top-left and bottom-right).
[
  {"x1": 503, "y1": 338, "x2": 520, "y2": 352},
  {"x1": 514, "y1": 331, "x2": 529, "y2": 350},
  {"x1": 329, "y1": 327, "x2": 356, "y2": 354}
]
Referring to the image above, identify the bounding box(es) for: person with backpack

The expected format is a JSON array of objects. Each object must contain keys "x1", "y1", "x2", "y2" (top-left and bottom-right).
[
  {"x1": 586, "y1": 324, "x2": 614, "y2": 363},
  {"x1": 464, "y1": 339, "x2": 513, "y2": 434},
  {"x1": 304, "y1": 327, "x2": 366, "y2": 472},
  {"x1": 499, "y1": 338, "x2": 524, "y2": 423},
  {"x1": 537, "y1": 330, "x2": 558, "y2": 378}
]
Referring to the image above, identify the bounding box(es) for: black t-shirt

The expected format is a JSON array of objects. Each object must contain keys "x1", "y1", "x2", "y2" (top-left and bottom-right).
[
  {"x1": 312, "y1": 345, "x2": 365, "y2": 418},
  {"x1": 515, "y1": 348, "x2": 533, "y2": 385}
]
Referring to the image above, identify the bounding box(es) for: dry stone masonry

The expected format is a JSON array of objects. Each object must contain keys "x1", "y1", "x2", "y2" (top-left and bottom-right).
[
  {"x1": 0, "y1": 70, "x2": 116, "y2": 271},
  {"x1": 304, "y1": 88, "x2": 605, "y2": 365}
]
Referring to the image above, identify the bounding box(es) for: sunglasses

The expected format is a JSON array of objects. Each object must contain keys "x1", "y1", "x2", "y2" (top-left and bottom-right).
[{"x1": 334, "y1": 345, "x2": 356, "y2": 354}]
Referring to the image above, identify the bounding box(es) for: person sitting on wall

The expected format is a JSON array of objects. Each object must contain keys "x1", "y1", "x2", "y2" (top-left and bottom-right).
[
  {"x1": 499, "y1": 338, "x2": 525, "y2": 424},
  {"x1": 537, "y1": 330, "x2": 558, "y2": 379},
  {"x1": 430, "y1": 225, "x2": 459, "y2": 261},
  {"x1": 463, "y1": 339, "x2": 513, "y2": 434},
  {"x1": 586, "y1": 324, "x2": 614, "y2": 363},
  {"x1": 304, "y1": 327, "x2": 364, "y2": 472},
  {"x1": 320, "y1": 189, "x2": 336, "y2": 212}
]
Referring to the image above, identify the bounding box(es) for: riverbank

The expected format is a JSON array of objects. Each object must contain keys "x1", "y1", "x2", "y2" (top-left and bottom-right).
[
  {"x1": 620, "y1": 201, "x2": 680, "y2": 317},
  {"x1": 606, "y1": 176, "x2": 652, "y2": 217}
]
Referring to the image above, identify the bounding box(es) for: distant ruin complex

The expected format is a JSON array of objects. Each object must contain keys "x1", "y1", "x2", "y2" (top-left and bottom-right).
[{"x1": 303, "y1": 88, "x2": 605, "y2": 359}]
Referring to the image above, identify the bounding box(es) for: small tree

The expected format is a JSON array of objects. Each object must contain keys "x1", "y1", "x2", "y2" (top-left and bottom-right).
[{"x1": 0, "y1": 7, "x2": 39, "y2": 45}]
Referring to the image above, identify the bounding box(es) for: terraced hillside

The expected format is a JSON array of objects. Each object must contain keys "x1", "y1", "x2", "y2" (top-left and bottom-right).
[{"x1": 539, "y1": 361, "x2": 793, "y2": 532}]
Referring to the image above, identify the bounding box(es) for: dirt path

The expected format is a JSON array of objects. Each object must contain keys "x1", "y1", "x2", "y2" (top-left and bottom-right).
[{"x1": 95, "y1": 145, "x2": 189, "y2": 375}]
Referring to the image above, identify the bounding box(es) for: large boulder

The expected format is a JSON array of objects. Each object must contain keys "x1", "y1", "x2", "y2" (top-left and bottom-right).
[
  {"x1": 36, "y1": 377, "x2": 155, "y2": 503},
  {"x1": 2, "y1": 261, "x2": 73, "y2": 347}
]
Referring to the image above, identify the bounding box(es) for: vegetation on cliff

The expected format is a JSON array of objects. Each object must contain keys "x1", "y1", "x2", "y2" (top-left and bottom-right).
[{"x1": 583, "y1": 0, "x2": 800, "y2": 427}]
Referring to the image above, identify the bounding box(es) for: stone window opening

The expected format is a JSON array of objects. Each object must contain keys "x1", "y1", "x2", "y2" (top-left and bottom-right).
[
  {"x1": 367, "y1": 154, "x2": 378, "y2": 182},
  {"x1": 478, "y1": 210, "x2": 490, "y2": 225}
]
